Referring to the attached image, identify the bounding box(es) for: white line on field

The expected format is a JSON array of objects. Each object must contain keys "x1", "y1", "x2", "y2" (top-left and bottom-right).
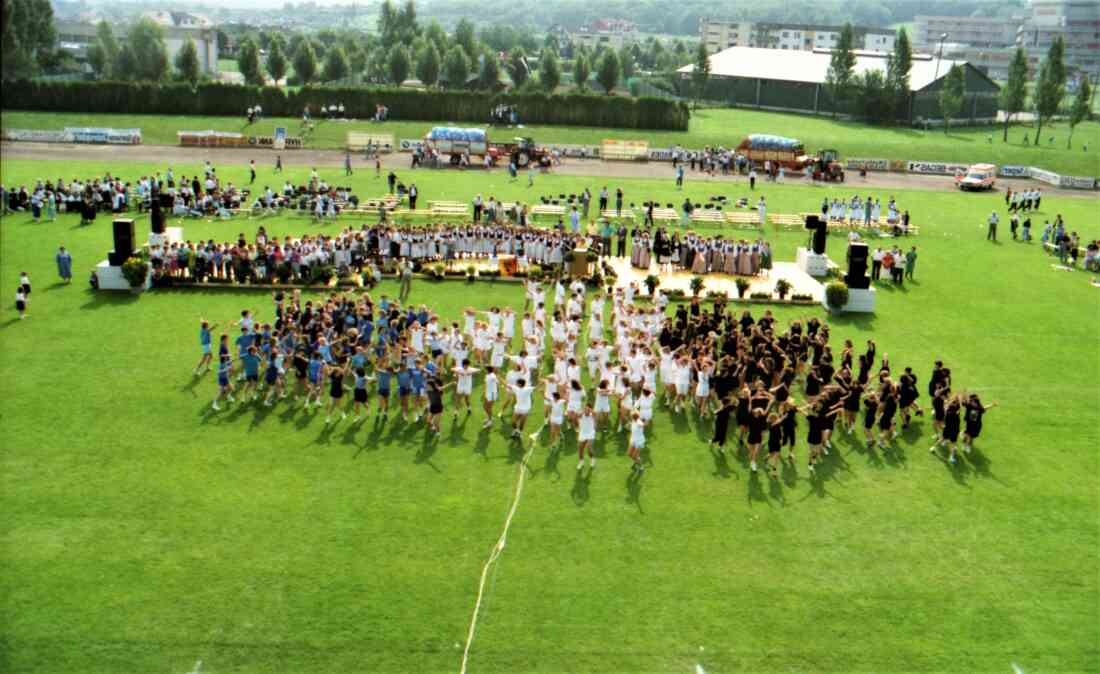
[
  {"x1": 187, "y1": 660, "x2": 203, "y2": 674},
  {"x1": 458, "y1": 441, "x2": 535, "y2": 674}
]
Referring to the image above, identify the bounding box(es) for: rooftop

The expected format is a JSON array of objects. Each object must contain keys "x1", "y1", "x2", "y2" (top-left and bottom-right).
[{"x1": 678, "y1": 45, "x2": 980, "y2": 91}]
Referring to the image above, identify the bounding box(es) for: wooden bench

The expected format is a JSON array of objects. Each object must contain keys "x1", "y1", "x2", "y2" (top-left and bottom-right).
[
  {"x1": 600, "y1": 208, "x2": 634, "y2": 222},
  {"x1": 649, "y1": 207, "x2": 679, "y2": 222},
  {"x1": 531, "y1": 204, "x2": 566, "y2": 219},
  {"x1": 690, "y1": 210, "x2": 726, "y2": 225},
  {"x1": 347, "y1": 132, "x2": 395, "y2": 153},
  {"x1": 725, "y1": 212, "x2": 761, "y2": 228}
]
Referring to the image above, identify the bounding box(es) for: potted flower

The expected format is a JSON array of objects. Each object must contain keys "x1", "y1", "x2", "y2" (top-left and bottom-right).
[
  {"x1": 774, "y1": 278, "x2": 792, "y2": 300},
  {"x1": 644, "y1": 274, "x2": 660, "y2": 296},
  {"x1": 735, "y1": 277, "x2": 751, "y2": 298},
  {"x1": 690, "y1": 275, "x2": 705, "y2": 297},
  {"x1": 121, "y1": 257, "x2": 149, "y2": 292},
  {"x1": 465, "y1": 264, "x2": 477, "y2": 282},
  {"x1": 432, "y1": 263, "x2": 446, "y2": 280},
  {"x1": 825, "y1": 280, "x2": 850, "y2": 311}
]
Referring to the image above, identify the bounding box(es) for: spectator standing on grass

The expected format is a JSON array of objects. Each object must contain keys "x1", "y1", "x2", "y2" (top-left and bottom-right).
[
  {"x1": 757, "y1": 196, "x2": 767, "y2": 228},
  {"x1": 905, "y1": 246, "x2": 918, "y2": 281},
  {"x1": 872, "y1": 247, "x2": 884, "y2": 280},
  {"x1": 527, "y1": 165, "x2": 534, "y2": 188},
  {"x1": 409, "y1": 184, "x2": 418, "y2": 210},
  {"x1": 987, "y1": 211, "x2": 999, "y2": 242},
  {"x1": 387, "y1": 171, "x2": 397, "y2": 194},
  {"x1": 56, "y1": 246, "x2": 72, "y2": 283},
  {"x1": 274, "y1": 155, "x2": 282, "y2": 173},
  {"x1": 676, "y1": 164, "x2": 685, "y2": 190},
  {"x1": 581, "y1": 188, "x2": 591, "y2": 218},
  {"x1": 599, "y1": 187, "x2": 608, "y2": 212},
  {"x1": 398, "y1": 258, "x2": 413, "y2": 302},
  {"x1": 749, "y1": 167, "x2": 757, "y2": 190},
  {"x1": 570, "y1": 206, "x2": 581, "y2": 234},
  {"x1": 1022, "y1": 217, "x2": 1032, "y2": 242},
  {"x1": 617, "y1": 223, "x2": 628, "y2": 258},
  {"x1": 615, "y1": 188, "x2": 623, "y2": 216},
  {"x1": 345, "y1": 152, "x2": 353, "y2": 176}
]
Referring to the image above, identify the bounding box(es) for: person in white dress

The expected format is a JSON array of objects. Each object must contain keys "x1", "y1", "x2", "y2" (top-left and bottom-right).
[
  {"x1": 628, "y1": 411, "x2": 646, "y2": 472},
  {"x1": 482, "y1": 366, "x2": 499, "y2": 429},
  {"x1": 451, "y1": 360, "x2": 479, "y2": 416},
  {"x1": 577, "y1": 406, "x2": 597, "y2": 470}
]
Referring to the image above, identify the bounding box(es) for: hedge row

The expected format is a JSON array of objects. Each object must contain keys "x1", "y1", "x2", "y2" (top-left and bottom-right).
[{"x1": 2, "y1": 80, "x2": 691, "y2": 131}]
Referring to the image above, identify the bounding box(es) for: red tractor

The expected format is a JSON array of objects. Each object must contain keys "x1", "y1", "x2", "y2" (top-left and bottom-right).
[{"x1": 488, "y1": 137, "x2": 551, "y2": 168}]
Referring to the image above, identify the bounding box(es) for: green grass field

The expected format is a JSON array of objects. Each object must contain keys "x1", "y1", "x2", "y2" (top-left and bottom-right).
[
  {"x1": 1, "y1": 157, "x2": 1099, "y2": 673},
  {"x1": 4, "y1": 107, "x2": 1099, "y2": 177}
]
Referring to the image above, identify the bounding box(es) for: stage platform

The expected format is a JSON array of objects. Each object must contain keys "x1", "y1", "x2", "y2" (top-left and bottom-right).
[{"x1": 604, "y1": 257, "x2": 824, "y2": 302}]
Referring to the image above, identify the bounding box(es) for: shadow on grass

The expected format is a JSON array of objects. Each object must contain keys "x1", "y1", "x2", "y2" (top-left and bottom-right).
[
  {"x1": 571, "y1": 469, "x2": 591, "y2": 506},
  {"x1": 825, "y1": 312, "x2": 876, "y2": 330},
  {"x1": 80, "y1": 289, "x2": 142, "y2": 311},
  {"x1": 625, "y1": 469, "x2": 644, "y2": 514}
]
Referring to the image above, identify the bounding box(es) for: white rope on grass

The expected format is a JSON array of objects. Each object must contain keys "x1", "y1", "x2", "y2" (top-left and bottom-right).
[{"x1": 458, "y1": 439, "x2": 535, "y2": 674}]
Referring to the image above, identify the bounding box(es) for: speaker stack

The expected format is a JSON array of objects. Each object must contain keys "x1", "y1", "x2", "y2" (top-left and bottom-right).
[
  {"x1": 805, "y1": 214, "x2": 827, "y2": 255},
  {"x1": 846, "y1": 241, "x2": 871, "y2": 289},
  {"x1": 108, "y1": 218, "x2": 136, "y2": 266}
]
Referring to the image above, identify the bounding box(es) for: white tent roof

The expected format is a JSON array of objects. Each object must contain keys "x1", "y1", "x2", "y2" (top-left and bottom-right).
[{"x1": 678, "y1": 46, "x2": 971, "y2": 92}]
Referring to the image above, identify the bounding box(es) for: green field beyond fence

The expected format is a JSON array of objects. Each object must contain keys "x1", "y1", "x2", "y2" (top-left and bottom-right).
[{"x1": 4, "y1": 107, "x2": 1098, "y2": 177}]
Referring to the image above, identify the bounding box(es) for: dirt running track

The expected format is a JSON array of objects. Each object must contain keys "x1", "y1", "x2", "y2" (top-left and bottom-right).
[{"x1": 2, "y1": 141, "x2": 1097, "y2": 200}]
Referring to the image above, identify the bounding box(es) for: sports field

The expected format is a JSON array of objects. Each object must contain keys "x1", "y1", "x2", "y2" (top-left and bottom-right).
[
  {"x1": 1, "y1": 156, "x2": 1098, "y2": 673},
  {"x1": 4, "y1": 107, "x2": 1099, "y2": 177}
]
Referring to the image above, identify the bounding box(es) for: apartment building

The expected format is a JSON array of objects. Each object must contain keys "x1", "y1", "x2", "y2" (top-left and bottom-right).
[{"x1": 700, "y1": 19, "x2": 895, "y2": 54}]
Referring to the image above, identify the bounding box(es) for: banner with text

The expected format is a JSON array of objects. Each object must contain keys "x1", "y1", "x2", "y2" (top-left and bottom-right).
[
  {"x1": 2, "y1": 128, "x2": 71, "y2": 143},
  {"x1": 65, "y1": 127, "x2": 142, "y2": 144},
  {"x1": 907, "y1": 160, "x2": 969, "y2": 175},
  {"x1": 998, "y1": 165, "x2": 1029, "y2": 178},
  {"x1": 846, "y1": 158, "x2": 890, "y2": 171},
  {"x1": 1028, "y1": 167, "x2": 1061, "y2": 186}
]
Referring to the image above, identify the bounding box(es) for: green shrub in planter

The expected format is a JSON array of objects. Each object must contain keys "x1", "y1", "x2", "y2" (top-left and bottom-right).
[
  {"x1": 564, "y1": 251, "x2": 576, "y2": 263},
  {"x1": 690, "y1": 275, "x2": 705, "y2": 297},
  {"x1": 432, "y1": 264, "x2": 446, "y2": 279},
  {"x1": 668, "y1": 288, "x2": 686, "y2": 298},
  {"x1": 121, "y1": 257, "x2": 149, "y2": 288},
  {"x1": 791, "y1": 293, "x2": 813, "y2": 301},
  {"x1": 465, "y1": 264, "x2": 477, "y2": 281},
  {"x1": 644, "y1": 274, "x2": 660, "y2": 296},
  {"x1": 750, "y1": 291, "x2": 771, "y2": 299},
  {"x1": 706, "y1": 290, "x2": 728, "y2": 301},
  {"x1": 585, "y1": 250, "x2": 599, "y2": 262},
  {"x1": 312, "y1": 264, "x2": 335, "y2": 285},
  {"x1": 825, "y1": 281, "x2": 850, "y2": 309},
  {"x1": 774, "y1": 278, "x2": 792, "y2": 299},
  {"x1": 735, "y1": 277, "x2": 751, "y2": 298}
]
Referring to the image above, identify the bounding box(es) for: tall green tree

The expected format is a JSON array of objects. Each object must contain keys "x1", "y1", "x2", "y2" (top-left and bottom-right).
[
  {"x1": 174, "y1": 37, "x2": 201, "y2": 85},
  {"x1": 1, "y1": 0, "x2": 56, "y2": 80},
  {"x1": 479, "y1": 51, "x2": 500, "y2": 90},
  {"x1": 387, "y1": 44, "x2": 410, "y2": 85},
  {"x1": 424, "y1": 20, "x2": 446, "y2": 52},
  {"x1": 442, "y1": 44, "x2": 469, "y2": 88},
  {"x1": 293, "y1": 40, "x2": 317, "y2": 85},
  {"x1": 596, "y1": 49, "x2": 620, "y2": 94},
  {"x1": 855, "y1": 69, "x2": 891, "y2": 123},
  {"x1": 1000, "y1": 47, "x2": 1029, "y2": 142},
  {"x1": 539, "y1": 47, "x2": 560, "y2": 92},
  {"x1": 939, "y1": 63, "x2": 966, "y2": 133},
  {"x1": 572, "y1": 53, "x2": 589, "y2": 91},
  {"x1": 322, "y1": 45, "x2": 349, "y2": 82},
  {"x1": 416, "y1": 43, "x2": 441, "y2": 86},
  {"x1": 825, "y1": 23, "x2": 857, "y2": 117},
  {"x1": 266, "y1": 36, "x2": 288, "y2": 85},
  {"x1": 454, "y1": 18, "x2": 476, "y2": 60},
  {"x1": 885, "y1": 27, "x2": 912, "y2": 122},
  {"x1": 1067, "y1": 77, "x2": 1092, "y2": 149},
  {"x1": 619, "y1": 44, "x2": 635, "y2": 80},
  {"x1": 347, "y1": 43, "x2": 367, "y2": 80},
  {"x1": 126, "y1": 18, "x2": 169, "y2": 81},
  {"x1": 1033, "y1": 36, "x2": 1066, "y2": 146},
  {"x1": 115, "y1": 43, "x2": 136, "y2": 79},
  {"x1": 88, "y1": 19, "x2": 119, "y2": 79},
  {"x1": 237, "y1": 36, "x2": 264, "y2": 86},
  {"x1": 691, "y1": 41, "x2": 710, "y2": 107},
  {"x1": 507, "y1": 47, "x2": 529, "y2": 88}
]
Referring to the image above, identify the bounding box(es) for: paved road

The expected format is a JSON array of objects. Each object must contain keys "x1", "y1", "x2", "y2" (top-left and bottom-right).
[{"x1": 2, "y1": 141, "x2": 1096, "y2": 199}]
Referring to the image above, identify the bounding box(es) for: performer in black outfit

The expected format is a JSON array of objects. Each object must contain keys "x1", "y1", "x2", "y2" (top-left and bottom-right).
[
  {"x1": 962, "y1": 393, "x2": 997, "y2": 453},
  {"x1": 711, "y1": 397, "x2": 735, "y2": 452}
]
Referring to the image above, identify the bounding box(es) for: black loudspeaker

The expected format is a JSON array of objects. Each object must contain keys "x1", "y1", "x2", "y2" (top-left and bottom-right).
[
  {"x1": 109, "y1": 218, "x2": 135, "y2": 266},
  {"x1": 846, "y1": 273, "x2": 871, "y2": 289},
  {"x1": 805, "y1": 214, "x2": 822, "y2": 230},
  {"x1": 812, "y1": 226, "x2": 827, "y2": 255},
  {"x1": 847, "y1": 241, "x2": 869, "y2": 265},
  {"x1": 846, "y1": 241, "x2": 869, "y2": 288},
  {"x1": 150, "y1": 198, "x2": 165, "y2": 234}
]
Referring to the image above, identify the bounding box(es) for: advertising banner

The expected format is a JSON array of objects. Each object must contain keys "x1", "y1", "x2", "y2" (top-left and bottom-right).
[
  {"x1": 274, "y1": 127, "x2": 287, "y2": 151},
  {"x1": 2, "y1": 129, "x2": 71, "y2": 142},
  {"x1": 998, "y1": 165, "x2": 1029, "y2": 177},
  {"x1": 846, "y1": 158, "x2": 890, "y2": 171},
  {"x1": 1059, "y1": 175, "x2": 1097, "y2": 189},
  {"x1": 907, "y1": 160, "x2": 970, "y2": 175},
  {"x1": 65, "y1": 127, "x2": 142, "y2": 144},
  {"x1": 1028, "y1": 167, "x2": 1061, "y2": 186}
]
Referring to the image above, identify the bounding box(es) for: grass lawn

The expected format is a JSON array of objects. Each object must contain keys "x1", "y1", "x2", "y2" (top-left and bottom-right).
[
  {"x1": 217, "y1": 58, "x2": 240, "y2": 74},
  {"x1": 4, "y1": 107, "x2": 1099, "y2": 177},
  {"x1": 1, "y1": 157, "x2": 1099, "y2": 673}
]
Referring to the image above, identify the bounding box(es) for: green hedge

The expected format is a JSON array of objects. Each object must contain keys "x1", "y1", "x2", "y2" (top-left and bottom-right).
[{"x1": 2, "y1": 80, "x2": 690, "y2": 131}]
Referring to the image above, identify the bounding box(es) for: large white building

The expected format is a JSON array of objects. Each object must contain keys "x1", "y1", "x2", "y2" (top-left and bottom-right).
[
  {"x1": 142, "y1": 12, "x2": 219, "y2": 75},
  {"x1": 700, "y1": 20, "x2": 895, "y2": 55},
  {"x1": 1017, "y1": 0, "x2": 1100, "y2": 77},
  {"x1": 55, "y1": 11, "x2": 219, "y2": 75}
]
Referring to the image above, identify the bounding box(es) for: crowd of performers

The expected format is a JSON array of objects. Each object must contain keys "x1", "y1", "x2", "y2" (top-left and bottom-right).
[
  {"x1": 196, "y1": 282, "x2": 995, "y2": 477},
  {"x1": 630, "y1": 228, "x2": 772, "y2": 276},
  {"x1": 150, "y1": 224, "x2": 601, "y2": 283}
]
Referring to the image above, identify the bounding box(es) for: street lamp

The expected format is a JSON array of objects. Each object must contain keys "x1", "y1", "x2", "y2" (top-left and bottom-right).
[{"x1": 933, "y1": 33, "x2": 948, "y2": 81}]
